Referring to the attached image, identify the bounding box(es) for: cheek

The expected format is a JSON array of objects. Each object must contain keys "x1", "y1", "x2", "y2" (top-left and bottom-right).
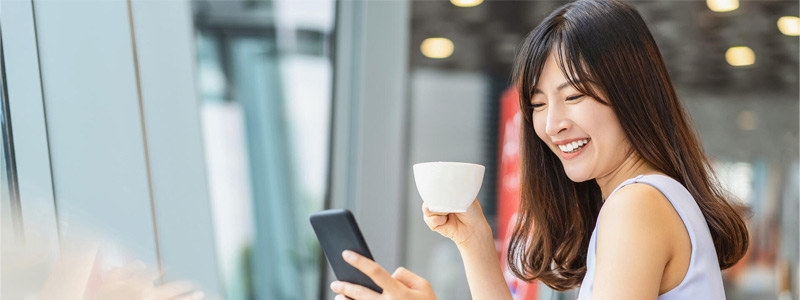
[{"x1": 590, "y1": 109, "x2": 628, "y2": 152}]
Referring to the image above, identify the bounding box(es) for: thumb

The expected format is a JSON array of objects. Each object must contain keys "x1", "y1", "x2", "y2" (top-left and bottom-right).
[{"x1": 391, "y1": 267, "x2": 428, "y2": 290}]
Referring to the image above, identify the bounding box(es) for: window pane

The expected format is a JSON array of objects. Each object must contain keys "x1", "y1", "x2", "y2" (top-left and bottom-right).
[
  {"x1": 192, "y1": 0, "x2": 335, "y2": 299},
  {"x1": 0, "y1": 41, "x2": 21, "y2": 239}
]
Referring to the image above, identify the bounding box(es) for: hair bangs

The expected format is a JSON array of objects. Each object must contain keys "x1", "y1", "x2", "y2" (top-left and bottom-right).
[
  {"x1": 513, "y1": 18, "x2": 562, "y2": 124},
  {"x1": 514, "y1": 17, "x2": 609, "y2": 127},
  {"x1": 553, "y1": 32, "x2": 607, "y2": 105}
]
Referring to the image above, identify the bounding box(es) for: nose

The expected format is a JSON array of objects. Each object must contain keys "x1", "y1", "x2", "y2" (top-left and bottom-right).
[{"x1": 544, "y1": 104, "x2": 570, "y2": 136}]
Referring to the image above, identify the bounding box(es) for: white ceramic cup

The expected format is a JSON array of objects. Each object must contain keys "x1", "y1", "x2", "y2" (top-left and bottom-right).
[{"x1": 412, "y1": 162, "x2": 485, "y2": 213}]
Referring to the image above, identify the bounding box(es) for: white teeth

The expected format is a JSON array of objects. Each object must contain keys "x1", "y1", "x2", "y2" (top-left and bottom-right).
[{"x1": 558, "y1": 138, "x2": 590, "y2": 153}]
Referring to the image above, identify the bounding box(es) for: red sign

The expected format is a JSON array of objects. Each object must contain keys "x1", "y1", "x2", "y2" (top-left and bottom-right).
[{"x1": 496, "y1": 86, "x2": 538, "y2": 300}]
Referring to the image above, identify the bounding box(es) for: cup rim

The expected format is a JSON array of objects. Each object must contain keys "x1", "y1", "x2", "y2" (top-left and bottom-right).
[{"x1": 413, "y1": 161, "x2": 485, "y2": 169}]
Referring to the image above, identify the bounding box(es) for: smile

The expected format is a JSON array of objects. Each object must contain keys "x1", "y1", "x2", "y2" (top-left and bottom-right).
[{"x1": 558, "y1": 138, "x2": 590, "y2": 153}]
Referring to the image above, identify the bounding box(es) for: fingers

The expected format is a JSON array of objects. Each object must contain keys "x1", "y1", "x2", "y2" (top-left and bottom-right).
[
  {"x1": 341, "y1": 250, "x2": 398, "y2": 291},
  {"x1": 422, "y1": 204, "x2": 449, "y2": 230},
  {"x1": 424, "y1": 214, "x2": 447, "y2": 229},
  {"x1": 421, "y1": 203, "x2": 448, "y2": 217},
  {"x1": 391, "y1": 267, "x2": 430, "y2": 290},
  {"x1": 330, "y1": 280, "x2": 381, "y2": 300}
]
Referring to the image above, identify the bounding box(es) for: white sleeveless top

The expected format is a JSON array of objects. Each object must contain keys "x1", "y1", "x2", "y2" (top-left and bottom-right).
[{"x1": 577, "y1": 174, "x2": 725, "y2": 299}]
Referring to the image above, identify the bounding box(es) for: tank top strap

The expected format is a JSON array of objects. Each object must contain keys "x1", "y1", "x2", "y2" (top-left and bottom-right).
[{"x1": 605, "y1": 174, "x2": 648, "y2": 200}]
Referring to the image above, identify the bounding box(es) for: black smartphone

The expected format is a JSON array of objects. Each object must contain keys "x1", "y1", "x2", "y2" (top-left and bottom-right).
[{"x1": 309, "y1": 209, "x2": 383, "y2": 294}]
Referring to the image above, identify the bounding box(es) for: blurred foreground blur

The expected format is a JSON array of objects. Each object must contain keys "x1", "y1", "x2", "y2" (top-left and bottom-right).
[{"x1": 2, "y1": 222, "x2": 207, "y2": 300}]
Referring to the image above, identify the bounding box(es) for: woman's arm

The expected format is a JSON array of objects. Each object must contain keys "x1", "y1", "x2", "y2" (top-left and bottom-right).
[
  {"x1": 456, "y1": 222, "x2": 514, "y2": 300},
  {"x1": 423, "y1": 200, "x2": 513, "y2": 300},
  {"x1": 591, "y1": 183, "x2": 683, "y2": 300}
]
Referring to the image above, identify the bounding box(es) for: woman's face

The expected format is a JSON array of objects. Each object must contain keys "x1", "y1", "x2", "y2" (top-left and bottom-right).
[{"x1": 530, "y1": 53, "x2": 632, "y2": 182}]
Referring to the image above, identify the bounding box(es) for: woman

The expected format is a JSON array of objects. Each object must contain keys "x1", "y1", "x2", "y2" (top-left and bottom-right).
[{"x1": 329, "y1": 0, "x2": 749, "y2": 299}]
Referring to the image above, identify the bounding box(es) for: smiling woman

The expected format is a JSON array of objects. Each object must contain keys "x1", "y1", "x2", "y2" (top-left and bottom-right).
[{"x1": 509, "y1": 0, "x2": 749, "y2": 298}]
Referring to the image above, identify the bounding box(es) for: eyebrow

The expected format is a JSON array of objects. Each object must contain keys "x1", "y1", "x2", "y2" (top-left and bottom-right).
[{"x1": 533, "y1": 80, "x2": 580, "y2": 95}]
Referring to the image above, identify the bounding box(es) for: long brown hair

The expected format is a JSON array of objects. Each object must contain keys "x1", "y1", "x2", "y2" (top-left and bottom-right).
[{"x1": 507, "y1": 0, "x2": 749, "y2": 290}]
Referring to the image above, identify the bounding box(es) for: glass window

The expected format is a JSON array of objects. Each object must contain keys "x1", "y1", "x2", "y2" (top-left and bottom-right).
[
  {"x1": 1, "y1": 39, "x2": 21, "y2": 239},
  {"x1": 192, "y1": 0, "x2": 335, "y2": 299}
]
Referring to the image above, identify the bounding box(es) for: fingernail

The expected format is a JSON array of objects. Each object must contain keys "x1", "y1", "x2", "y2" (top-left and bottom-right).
[
  {"x1": 342, "y1": 250, "x2": 354, "y2": 261},
  {"x1": 330, "y1": 281, "x2": 341, "y2": 291}
]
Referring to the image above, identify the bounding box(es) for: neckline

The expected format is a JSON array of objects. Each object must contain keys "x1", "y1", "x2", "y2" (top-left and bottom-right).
[{"x1": 605, "y1": 174, "x2": 674, "y2": 201}]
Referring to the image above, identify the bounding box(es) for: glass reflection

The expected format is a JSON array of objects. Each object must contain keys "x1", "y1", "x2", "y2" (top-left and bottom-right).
[
  {"x1": 0, "y1": 41, "x2": 22, "y2": 239},
  {"x1": 192, "y1": 0, "x2": 334, "y2": 299}
]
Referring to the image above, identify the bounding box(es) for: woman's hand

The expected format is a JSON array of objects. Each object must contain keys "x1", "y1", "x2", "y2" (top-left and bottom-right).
[
  {"x1": 330, "y1": 250, "x2": 436, "y2": 300},
  {"x1": 92, "y1": 261, "x2": 204, "y2": 300},
  {"x1": 422, "y1": 199, "x2": 491, "y2": 248}
]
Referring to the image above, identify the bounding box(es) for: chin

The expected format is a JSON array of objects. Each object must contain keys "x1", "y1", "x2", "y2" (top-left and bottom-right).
[{"x1": 564, "y1": 170, "x2": 592, "y2": 183}]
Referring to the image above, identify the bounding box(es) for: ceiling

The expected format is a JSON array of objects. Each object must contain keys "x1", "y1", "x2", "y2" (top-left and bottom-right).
[{"x1": 409, "y1": 0, "x2": 799, "y2": 94}]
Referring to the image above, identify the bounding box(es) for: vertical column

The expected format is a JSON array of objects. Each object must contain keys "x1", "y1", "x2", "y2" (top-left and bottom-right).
[
  {"x1": 129, "y1": 0, "x2": 222, "y2": 295},
  {"x1": 329, "y1": 1, "x2": 411, "y2": 299},
  {"x1": 355, "y1": 0, "x2": 411, "y2": 270},
  {"x1": 33, "y1": 0, "x2": 159, "y2": 264}
]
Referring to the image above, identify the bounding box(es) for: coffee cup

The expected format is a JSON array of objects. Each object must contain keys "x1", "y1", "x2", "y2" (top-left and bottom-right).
[{"x1": 412, "y1": 162, "x2": 485, "y2": 213}]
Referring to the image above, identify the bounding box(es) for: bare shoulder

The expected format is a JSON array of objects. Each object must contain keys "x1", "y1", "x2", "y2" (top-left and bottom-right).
[
  {"x1": 599, "y1": 182, "x2": 680, "y2": 247},
  {"x1": 592, "y1": 182, "x2": 685, "y2": 299},
  {"x1": 601, "y1": 182, "x2": 672, "y2": 222}
]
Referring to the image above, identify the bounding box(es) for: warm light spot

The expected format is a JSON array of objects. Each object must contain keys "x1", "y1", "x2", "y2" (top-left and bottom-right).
[
  {"x1": 450, "y1": 0, "x2": 483, "y2": 8},
  {"x1": 725, "y1": 46, "x2": 755, "y2": 67},
  {"x1": 421, "y1": 38, "x2": 454, "y2": 59},
  {"x1": 778, "y1": 16, "x2": 800, "y2": 36},
  {"x1": 737, "y1": 110, "x2": 758, "y2": 131},
  {"x1": 707, "y1": 0, "x2": 739, "y2": 12}
]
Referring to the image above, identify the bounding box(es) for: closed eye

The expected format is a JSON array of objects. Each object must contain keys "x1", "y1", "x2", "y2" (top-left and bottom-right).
[
  {"x1": 566, "y1": 94, "x2": 584, "y2": 101},
  {"x1": 530, "y1": 103, "x2": 545, "y2": 110}
]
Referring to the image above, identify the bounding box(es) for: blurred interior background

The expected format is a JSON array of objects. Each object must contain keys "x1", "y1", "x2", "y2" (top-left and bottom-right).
[{"x1": 1, "y1": 0, "x2": 797, "y2": 299}]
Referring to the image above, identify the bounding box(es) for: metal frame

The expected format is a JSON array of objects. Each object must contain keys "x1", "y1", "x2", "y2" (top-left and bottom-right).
[
  {"x1": 0, "y1": 27, "x2": 24, "y2": 238},
  {"x1": 1, "y1": 0, "x2": 59, "y2": 249}
]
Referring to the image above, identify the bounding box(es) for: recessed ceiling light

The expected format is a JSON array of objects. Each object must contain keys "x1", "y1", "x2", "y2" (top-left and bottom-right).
[
  {"x1": 450, "y1": 0, "x2": 483, "y2": 8},
  {"x1": 725, "y1": 46, "x2": 755, "y2": 67},
  {"x1": 707, "y1": 0, "x2": 739, "y2": 12},
  {"x1": 737, "y1": 110, "x2": 758, "y2": 131},
  {"x1": 421, "y1": 38, "x2": 454, "y2": 59},
  {"x1": 778, "y1": 16, "x2": 800, "y2": 36}
]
